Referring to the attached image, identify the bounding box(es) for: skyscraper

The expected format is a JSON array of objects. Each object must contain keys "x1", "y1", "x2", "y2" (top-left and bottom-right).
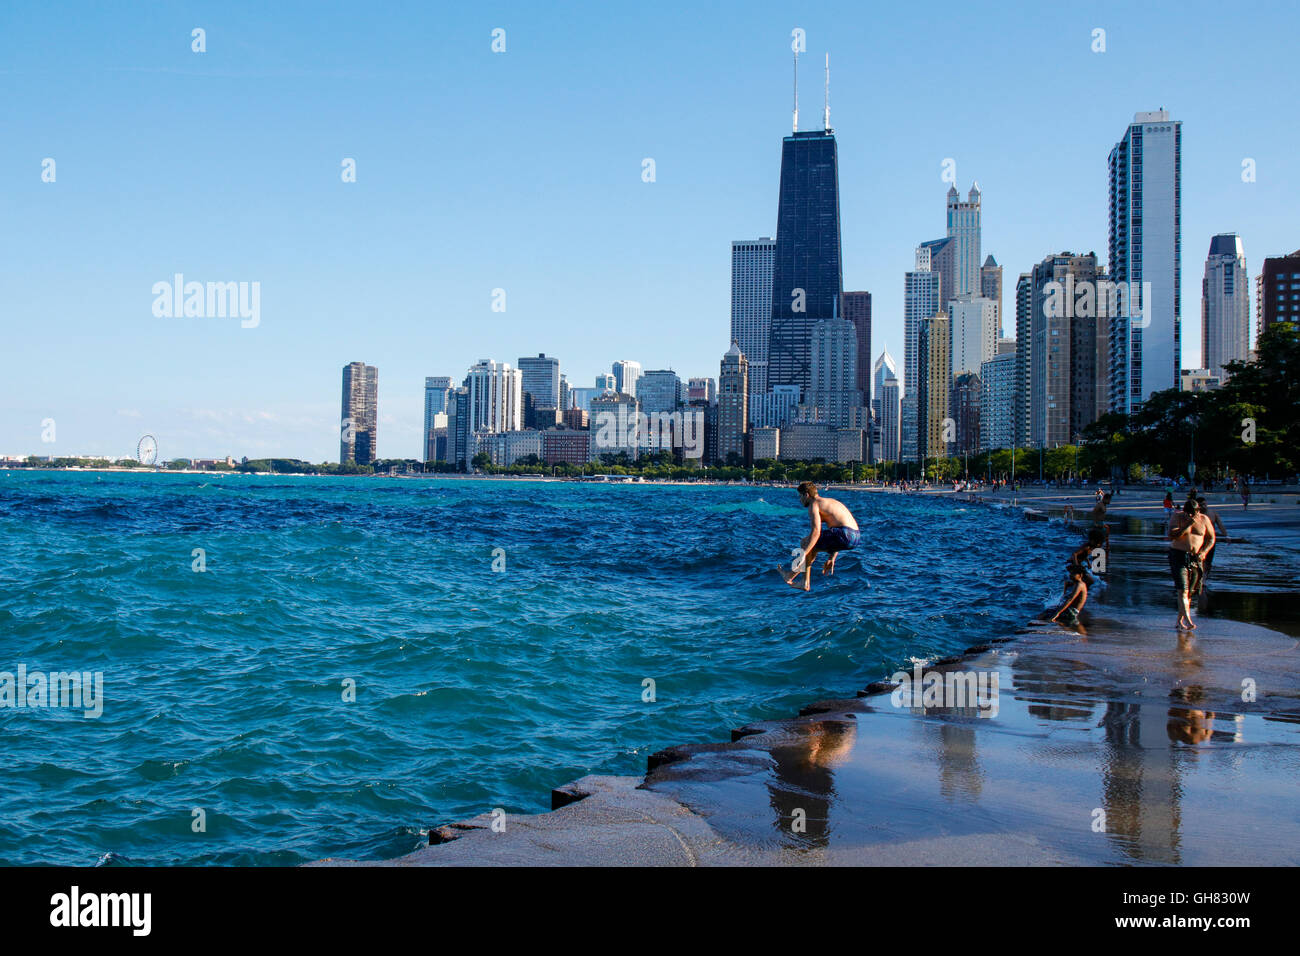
[
  {"x1": 947, "y1": 183, "x2": 982, "y2": 298},
  {"x1": 1202, "y1": 234, "x2": 1249, "y2": 384},
  {"x1": 980, "y1": 346, "x2": 1016, "y2": 452},
  {"x1": 841, "y1": 290, "x2": 872, "y2": 400},
  {"x1": 949, "y1": 295, "x2": 998, "y2": 379},
  {"x1": 517, "y1": 353, "x2": 561, "y2": 408},
  {"x1": 903, "y1": 246, "x2": 941, "y2": 461},
  {"x1": 918, "y1": 314, "x2": 951, "y2": 462},
  {"x1": 1256, "y1": 250, "x2": 1300, "y2": 337},
  {"x1": 447, "y1": 386, "x2": 470, "y2": 468},
  {"x1": 464, "y1": 360, "x2": 523, "y2": 435},
  {"x1": 880, "y1": 374, "x2": 901, "y2": 463},
  {"x1": 1029, "y1": 252, "x2": 1108, "y2": 448},
  {"x1": 980, "y1": 255, "x2": 1003, "y2": 332},
  {"x1": 638, "y1": 369, "x2": 683, "y2": 415},
  {"x1": 423, "y1": 375, "x2": 453, "y2": 462},
  {"x1": 1108, "y1": 109, "x2": 1182, "y2": 415},
  {"x1": 873, "y1": 348, "x2": 900, "y2": 464},
  {"x1": 808, "y1": 316, "x2": 862, "y2": 428},
  {"x1": 340, "y1": 361, "x2": 378, "y2": 465},
  {"x1": 918, "y1": 237, "x2": 956, "y2": 316},
  {"x1": 872, "y1": 349, "x2": 898, "y2": 420},
  {"x1": 717, "y1": 344, "x2": 749, "y2": 464},
  {"x1": 768, "y1": 129, "x2": 843, "y2": 395},
  {"x1": 730, "y1": 238, "x2": 775, "y2": 410},
  {"x1": 952, "y1": 372, "x2": 982, "y2": 457},
  {"x1": 612, "y1": 360, "x2": 642, "y2": 398},
  {"x1": 1013, "y1": 273, "x2": 1032, "y2": 448}
]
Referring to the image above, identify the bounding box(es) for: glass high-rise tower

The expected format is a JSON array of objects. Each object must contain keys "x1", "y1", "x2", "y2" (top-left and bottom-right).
[
  {"x1": 730, "y1": 238, "x2": 775, "y2": 415},
  {"x1": 1108, "y1": 109, "x2": 1182, "y2": 415},
  {"x1": 767, "y1": 129, "x2": 843, "y2": 395}
]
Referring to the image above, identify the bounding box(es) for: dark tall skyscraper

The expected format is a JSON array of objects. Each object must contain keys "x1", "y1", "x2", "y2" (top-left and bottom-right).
[
  {"x1": 768, "y1": 129, "x2": 843, "y2": 395},
  {"x1": 841, "y1": 291, "x2": 872, "y2": 399},
  {"x1": 340, "y1": 361, "x2": 378, "y2": 465}
]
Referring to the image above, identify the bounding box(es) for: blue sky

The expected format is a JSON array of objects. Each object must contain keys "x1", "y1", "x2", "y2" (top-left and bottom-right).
[{"x1": 3, "y1": 0, "x2": 1297, "y2": 461}]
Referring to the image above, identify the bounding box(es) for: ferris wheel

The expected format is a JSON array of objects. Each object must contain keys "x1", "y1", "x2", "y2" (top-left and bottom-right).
[{"x1": 136, "y1": 434, "x2": 158, "y2": 467}]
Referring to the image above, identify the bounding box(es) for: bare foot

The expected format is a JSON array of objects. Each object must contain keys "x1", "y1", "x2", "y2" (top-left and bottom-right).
[
  {"x1": 822, "y1": 555, "x2": 837, "y2": 576},
  {"x1": 778, "y1": 566, "x2": 807, "y2": 590}
]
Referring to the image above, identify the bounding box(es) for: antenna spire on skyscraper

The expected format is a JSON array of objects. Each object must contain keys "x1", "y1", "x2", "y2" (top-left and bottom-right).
[
  {"x1": 792, "y1": 49, "x2": 799, "y2": 133},
  {"x1": 823, "y1": 53, "x2": 830, "y2": 131}
]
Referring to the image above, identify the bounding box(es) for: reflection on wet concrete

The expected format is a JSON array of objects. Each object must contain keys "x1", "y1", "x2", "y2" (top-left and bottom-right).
[{"x1": 765, "y1": 719, "x2": 856, "y2": 847}]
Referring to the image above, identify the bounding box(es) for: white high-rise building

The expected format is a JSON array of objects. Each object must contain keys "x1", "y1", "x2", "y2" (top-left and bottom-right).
[
  {"x1": 947, "y1": 183, "x2": 982, "y2": 298},
  {"x1": 949, "y1": 295, "x2": 998, "y2": 377},
  {"x1": 612, "y1": 360, "x2": 642, "y2": 398},
  {"x1": 1202, "y1": 233, "x2": 1249, "y2": 384},
  {"x1": 1108, "y1": 109, "x2": 1182, "y2": 414},
  {"x1": 730, "y1": 238, "x2": 775, "y2": 415},
  {"x1": 464, "y1": 359, "x2": 523, "y2": 435},
  {"x1": 880, "y1": 375, "x2": 901, "y2": 462},
  {"x1": 872, "y1": 349, "x2": 898, "y2": 411}
]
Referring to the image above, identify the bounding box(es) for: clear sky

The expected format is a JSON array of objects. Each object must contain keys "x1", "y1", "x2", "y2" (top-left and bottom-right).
[{"x1": 3, "y1": 0, "x2": 1297, "y2": 461}]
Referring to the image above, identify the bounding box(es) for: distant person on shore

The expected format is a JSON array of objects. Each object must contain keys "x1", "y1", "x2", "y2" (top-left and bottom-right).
[
  {"x1": 1087, "y1": 493, "x2": 1111, "y2": 545},
  {"x1": 1240, "y1": 481, "x2": 1251, "y2": 510},
  {"x1": 779, "y1": 481, "x2": 861, "y2": 592},
  {"x1": 1163, "y1": 490, "x2": 1174, "y2": 519},
  {"x1": 1168, "y1": 498, "x2": 1215, "y2": 630}
]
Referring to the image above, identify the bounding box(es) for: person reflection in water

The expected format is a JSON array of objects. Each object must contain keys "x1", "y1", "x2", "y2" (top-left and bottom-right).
[{"x1": 766, "y1": 719, "x2": 857, "y2": 847}]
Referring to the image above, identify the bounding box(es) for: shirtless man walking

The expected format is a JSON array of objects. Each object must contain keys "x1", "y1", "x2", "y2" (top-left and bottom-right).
[
  {"x1": 1168, "y1": 498, "x2": 1216, "y2": 631},
  {"x1": 779, "y1": 481, "x2": 861, "y2": 592}
]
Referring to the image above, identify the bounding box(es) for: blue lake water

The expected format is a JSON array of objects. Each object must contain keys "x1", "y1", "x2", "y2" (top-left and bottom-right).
[{"x1": 0, "y1": 471, "x2": 1073, "y2": 865}]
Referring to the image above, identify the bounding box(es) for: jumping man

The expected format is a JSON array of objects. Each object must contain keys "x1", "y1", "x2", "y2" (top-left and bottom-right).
[{"x1": 779, "y1": 481, "x2": 861, "y2": 592}]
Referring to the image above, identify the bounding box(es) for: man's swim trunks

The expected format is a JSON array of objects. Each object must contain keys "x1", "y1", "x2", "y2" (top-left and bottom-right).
[
  {"x1": 821, "y1": 527, "x2": 861, "y2": 553},
  {"x1": 1167, "y1": 548, "x2": 1202, "y2": 593}
]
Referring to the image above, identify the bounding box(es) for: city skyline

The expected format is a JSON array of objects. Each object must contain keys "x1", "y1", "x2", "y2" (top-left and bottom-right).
[{"x1": 5, "y1": 2, "x2": 1297, "y2": 460}]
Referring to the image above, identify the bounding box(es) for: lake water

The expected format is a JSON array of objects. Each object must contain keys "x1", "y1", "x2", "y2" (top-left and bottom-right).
[{"x1": 0, "y1": 471, "x2": 1073, "y2": 864}]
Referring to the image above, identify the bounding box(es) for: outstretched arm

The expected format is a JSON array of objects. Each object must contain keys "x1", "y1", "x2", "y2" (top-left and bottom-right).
[
  {"x1": 1050, "y1": 582, "x2": 1086, "y2": 622},
  {"x1": 802, "y1": 505, "x2": 822, "y2": 563}
]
